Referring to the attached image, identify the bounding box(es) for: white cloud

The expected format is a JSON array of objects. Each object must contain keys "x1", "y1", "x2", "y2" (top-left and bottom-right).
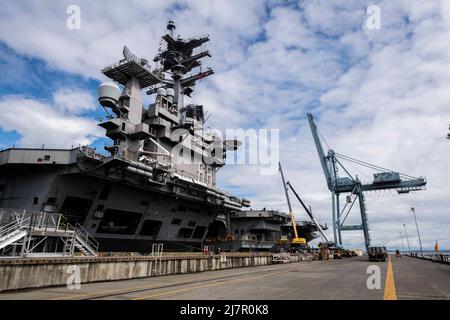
[
  {"x1": 0, "y1": 0, "x2": 265, "y2": 79},
  {"x1": 216, "y1": 0, "x2": 450, "y2": 250},
  {"x1": 0, "y1": 95, "x2": 103, "y2": 147},
  {"x1": 53, "y1": 88, "x2": 96, "y2": 114}
]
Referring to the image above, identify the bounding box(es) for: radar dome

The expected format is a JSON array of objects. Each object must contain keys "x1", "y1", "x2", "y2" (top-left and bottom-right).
[
  {"x1": 156, "y1": 88, "x2": 167, "y2": 96},
  {"x1": 166, "y1": 88, "x2": 175, "y2": 97},
  {"x1": 98, "y1": 82, "x2": 121, "y2": 109}
]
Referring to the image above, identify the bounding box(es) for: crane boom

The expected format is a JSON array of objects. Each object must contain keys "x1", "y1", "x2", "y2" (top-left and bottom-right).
[
  {"x1": 306, "y1": 113, "x2": 333, "y2": 190},
  {"x1": 278, "y1": 162, "x2": 305, "y2": 244},
  {"x1": 286, "y1": 181, "x2": 330, "y2": 243}
]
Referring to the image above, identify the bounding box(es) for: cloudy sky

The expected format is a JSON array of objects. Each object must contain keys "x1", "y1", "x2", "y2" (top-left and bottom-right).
[{"x1": 0, "y1": 0, "x2": 449, "y2": 250}]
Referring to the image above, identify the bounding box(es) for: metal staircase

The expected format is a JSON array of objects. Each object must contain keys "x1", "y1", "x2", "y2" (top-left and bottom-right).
[
  {"x1": 0, "y1": 209, "x2": 98, "y2": 258},
  {"x1": 0, "y1": 217, "x2": 30, "y2": 250},
  {"x1": 73, "y1": 223, "x2": 98, "y2": 256}
]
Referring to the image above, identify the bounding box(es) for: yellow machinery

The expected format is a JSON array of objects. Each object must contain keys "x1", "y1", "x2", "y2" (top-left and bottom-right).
[
  {"x1": 276, "y1": 235, "x2": 289, "y2": 244},
  {"x1": 333, "y1": 248, "x2": 342, "y2": 259},
  {"x1": 290, "y1": 211, "x2": 307, "y2": 245},
  {"x1": 279, "y1": 162, "x2": 306, "y2": 246}
]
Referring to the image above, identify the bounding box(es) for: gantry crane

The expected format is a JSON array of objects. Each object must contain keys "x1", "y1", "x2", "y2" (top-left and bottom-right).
[
  {"x1": 278, "y1": 162, "x2": 307, "y2": 247},
  {"x1": 306, "y1": 113, "x2": 427, "y2": 253}
]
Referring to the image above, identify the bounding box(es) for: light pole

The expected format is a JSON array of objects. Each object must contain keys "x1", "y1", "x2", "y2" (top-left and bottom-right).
[
  {"x1": 411, "y1": 207, "x2": 424, "y2": 257},
  {"x1": 403, "y1": 223, "x2": 411, "y2": 254},
  {"x1": 399, "y1": 231, "x2": 405, "y2": 252}
]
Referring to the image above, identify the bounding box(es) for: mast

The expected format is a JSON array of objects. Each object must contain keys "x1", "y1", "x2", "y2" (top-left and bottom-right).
[{"x1": 98, "y1": 21, "x2": 215, "y2": 163}]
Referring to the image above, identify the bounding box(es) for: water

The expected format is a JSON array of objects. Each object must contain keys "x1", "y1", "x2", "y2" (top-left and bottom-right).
[{"x1": 388, "y1": 249, "x2": 450, "y2": 255}]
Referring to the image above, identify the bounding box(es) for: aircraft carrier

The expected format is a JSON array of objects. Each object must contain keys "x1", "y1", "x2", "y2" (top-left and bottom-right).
[
  {"x1": 0, "y1": 21, "x2": 447, "y2": 303},
  {"x1": 0, "y1": 21, "x2": 320, "y2": 256},
  {"x1": 206, "y1": 209, "x2": 327, "y2": 252}
]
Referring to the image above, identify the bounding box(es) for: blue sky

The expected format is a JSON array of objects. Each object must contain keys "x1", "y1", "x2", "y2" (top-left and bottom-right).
[{"x1": 0, "y1": 0, "x2": 449, "y2": 250}]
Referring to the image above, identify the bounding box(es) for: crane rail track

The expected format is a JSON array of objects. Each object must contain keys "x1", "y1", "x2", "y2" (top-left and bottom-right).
[{"x1": 75, "y1": 264, "x2": 306, "y2": 300}]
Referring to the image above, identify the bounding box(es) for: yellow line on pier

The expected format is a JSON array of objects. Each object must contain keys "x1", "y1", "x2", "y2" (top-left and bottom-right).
[{"x1": 383, "y1": 255, "x2": 397, "y2": 300}]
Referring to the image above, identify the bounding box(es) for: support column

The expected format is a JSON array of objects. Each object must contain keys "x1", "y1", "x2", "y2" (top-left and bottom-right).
[
  {"x1": 358, "y1": 190, "x2": 371, "y2": 253},
  {"x1": 125, "y1": 76, "x2": 143, "y2": 125},
  {"x1": 122, "y1": 76, "x2": 143, "y2": 161},
  {"x1": 226, "y1": 212, "x2": 232, "y2": 236},
  {"x1": 336, "y1": 194, "x2": 342, "y2": 246},
  {"x1": 20, "y1": 235, "x2": 27, "y2": 257},
  {"x1": 331, "y1": 190, "x2": 338, "y2": 244}
]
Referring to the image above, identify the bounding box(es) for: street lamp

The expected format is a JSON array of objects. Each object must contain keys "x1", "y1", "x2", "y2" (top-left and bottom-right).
[
  {"x1": 399, "y1": 231, "x2": 405, "y2": 252},
  {"x1": 403, "y1": 223, "x2": 411, "y2": 254},
  {"x1": 411, "y1": 207, "x2": 424, "y2": 257}
]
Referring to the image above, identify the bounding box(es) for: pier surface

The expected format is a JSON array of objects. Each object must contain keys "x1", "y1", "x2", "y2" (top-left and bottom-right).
[{"x1": 0, "y1": 255, "x2": 448, "y2": 300}]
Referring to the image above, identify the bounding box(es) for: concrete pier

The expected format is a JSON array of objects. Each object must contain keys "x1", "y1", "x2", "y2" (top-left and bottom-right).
[
  {"x1": 1, "y1": 255, "x2": 448, "y2": 300},
  {"x1": 0, "y1": 253, "x2": 306, "y2": 292}
]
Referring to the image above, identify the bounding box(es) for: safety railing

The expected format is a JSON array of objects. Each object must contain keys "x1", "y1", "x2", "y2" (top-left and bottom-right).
[
  {"x1": 30, "y1": 212, "x2": 61, "y2": 231},
  {"x1": 75, "y1": 222, "x2": 99, "y2": 253},
  {"x1": 0, "y1": 210, "x2": 69, "y2": 233},
  {"x1": 0, "y1": 217, "x2": 30, "y2": 241},
  {"x1": 0, "y1": 208, "x2": 26, "y2": 224},
  {"x1": 407, "y1": 252, "x2": 450, "y2": 264},
  {"x1": 0, "y1": 208, "x2": 100, "y2": 257},
  {"x1": 0, "y1": 208, "x2": 98, "y2": 255},
  {"x1": 79, "y1": 145, "x2": 106, "y2": 160}
]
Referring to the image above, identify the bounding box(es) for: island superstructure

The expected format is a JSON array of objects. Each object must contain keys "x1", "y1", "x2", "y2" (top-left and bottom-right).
[{"x1": 0, "y1": 21, "x2": 250, "y2": 252}]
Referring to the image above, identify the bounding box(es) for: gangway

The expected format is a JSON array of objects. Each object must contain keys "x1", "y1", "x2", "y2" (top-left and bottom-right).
[{"x1": 0, "y1": 209, "x2": 98, "y2": 258}]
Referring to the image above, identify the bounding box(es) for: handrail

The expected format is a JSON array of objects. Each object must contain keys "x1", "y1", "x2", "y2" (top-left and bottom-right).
[
  {"x1": 0, "y1": 217, "x2": 30, "y2": 240},
  {"x1": 0, "y1": 208, "x2": 98, "y2": 255},
  {"x1": 0, "y1": 208, "x2": 27, "y2": 223},
  {"x1": 75, "y1": 222, "x2": 99, "y2": 253},
  {"x1": 27, "y1": 212, "x2": 61, "y2": 231},
  {"x1": 1, "y1": 212, "x2": 72, "y2": 238},
  {"x1": 0, "y1": 219, "x2": 20, "y2": 234}
]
